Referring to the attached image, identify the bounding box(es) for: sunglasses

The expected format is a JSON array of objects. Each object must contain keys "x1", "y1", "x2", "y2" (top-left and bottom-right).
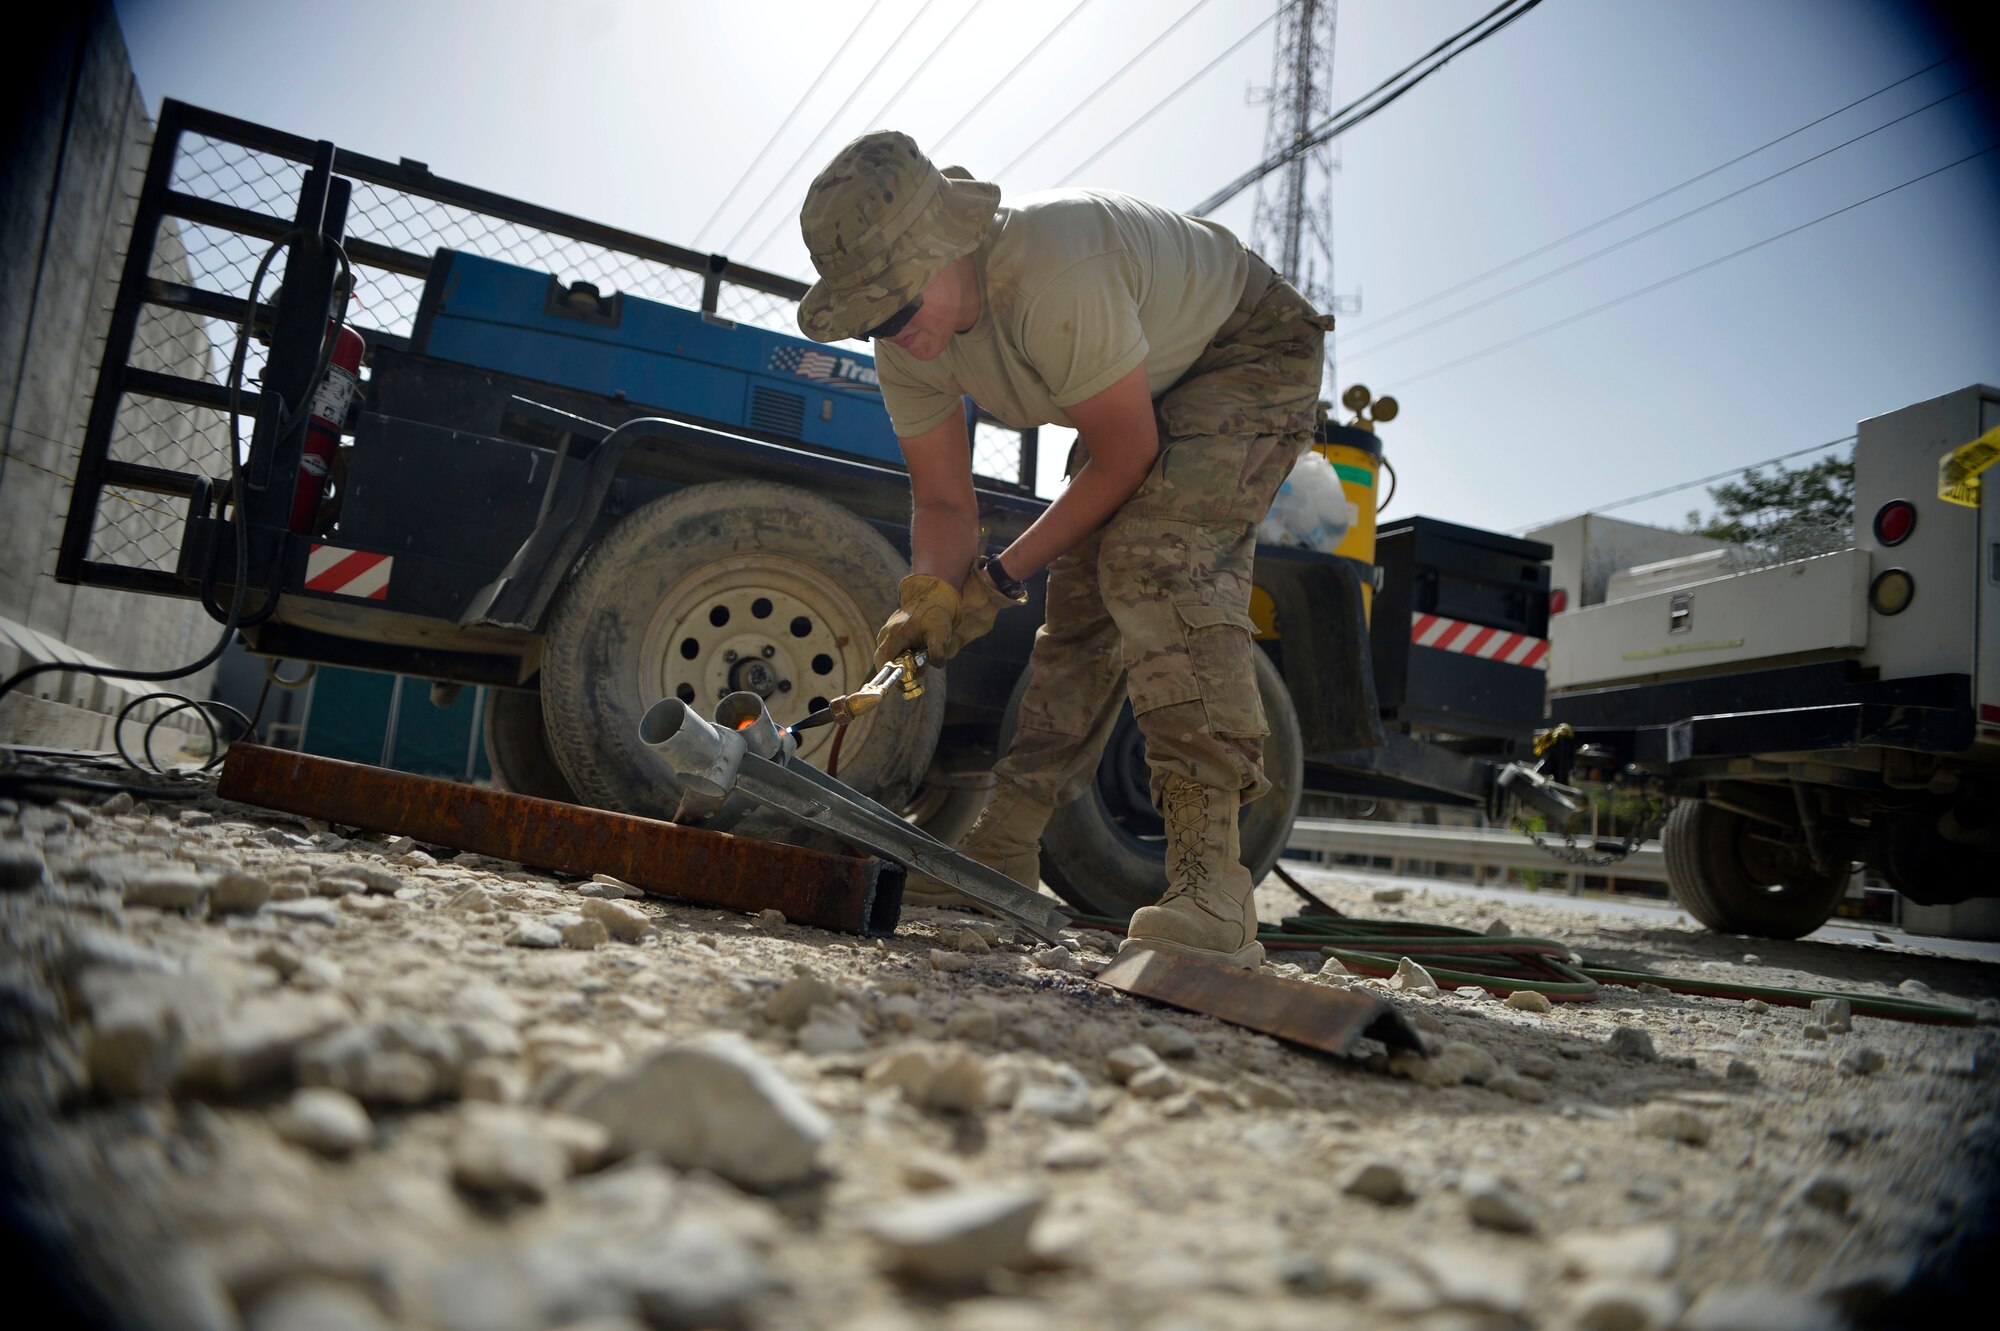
[{"x1": 864, "y1": 296, "x2": 923, "y2": 341}]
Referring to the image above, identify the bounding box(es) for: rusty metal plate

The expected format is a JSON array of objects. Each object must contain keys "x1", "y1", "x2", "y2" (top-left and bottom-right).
[
  {"x1": 216, "y1": 744, "x2": 901, "y2": 936},
  {"x1": 1096, "y1": 948, "x2": 1425, "y2": 1057}
]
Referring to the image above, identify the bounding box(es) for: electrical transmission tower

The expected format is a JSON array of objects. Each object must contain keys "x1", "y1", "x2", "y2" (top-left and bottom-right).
[{"x1": 1248, "y1": 0, "x2": 1359, "y2": 389}]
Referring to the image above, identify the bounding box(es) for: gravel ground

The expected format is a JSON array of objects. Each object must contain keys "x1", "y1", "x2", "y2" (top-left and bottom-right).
[{"x1": 3, "y1": 779, "x2": 1997, "y2": 1331}]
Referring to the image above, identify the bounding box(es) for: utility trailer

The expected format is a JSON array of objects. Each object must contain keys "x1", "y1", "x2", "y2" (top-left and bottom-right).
[
  {"x1": 59, "y1": 100, "x2": 1577, "y2": 917},
  {"x1": 1543, "y1": 385, "x2": 2000, "y2": 938}
]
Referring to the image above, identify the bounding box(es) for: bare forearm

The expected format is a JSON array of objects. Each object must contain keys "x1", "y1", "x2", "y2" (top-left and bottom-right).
[
  {"x1": 908, "y1": 499, "x2": 979, "y2": 584},
  {"x1": 1000, "y1": 450, "x2": 1153, "y2": 577}
]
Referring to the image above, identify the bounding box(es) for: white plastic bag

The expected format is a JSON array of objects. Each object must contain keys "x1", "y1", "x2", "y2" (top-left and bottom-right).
[{"x1": 1257, "y1": 449, "x2": 1356, "y2": 554}]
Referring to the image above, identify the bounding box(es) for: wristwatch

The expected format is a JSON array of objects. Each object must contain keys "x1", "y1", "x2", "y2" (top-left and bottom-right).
[{"x1": 981, "y1": 554, "x2": 1027, "y2": 600}]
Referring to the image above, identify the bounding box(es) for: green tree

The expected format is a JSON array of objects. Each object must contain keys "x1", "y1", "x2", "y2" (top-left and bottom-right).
[{"x1": 1684, "y1": 454, "x2": 1854, "y2": 564}]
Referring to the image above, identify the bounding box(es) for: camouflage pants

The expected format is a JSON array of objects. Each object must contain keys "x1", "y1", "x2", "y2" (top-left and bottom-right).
[{"x1": 994, "y1": 254, "x2": 1332, "y2": 810}]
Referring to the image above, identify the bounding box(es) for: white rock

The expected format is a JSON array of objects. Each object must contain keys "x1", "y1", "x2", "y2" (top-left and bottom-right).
[
  {"x1": 954, "y1": 928, "x2": 991, "y2": 954},
  {"x1": 506, "y1": 920, "x2": 562, "y2": 949},
  {"x1": 582, "y1": 897, "x2": 649, "y2": 941},
  {"x1": 1556, "y1": 1223, "x2": 1681, "y2": 1280},
  {"x1": 865, "y1": 1045, "x2": 987, "y2": 1112},
  {"x1": 930, "y1": 949, "x2": 975, "y2": 973},
  {"x1": 267, "y1": 898, "x2": 340, "y2": 926},
  {"x1": 273, "y1": 1088, "x2": 372, "y2": 1155},
  {"x1": 764, "y1": 973, "x2": 840, "y2": 1029},
  {"x1": 1236, "y1": 1072, "x2": 1300, "y2": 1109},
  {"x1": 1484, "y1": 917, "x2": 1513, "y2": 936},
  {"x1": 1041, "y1": 1132, "x2": 1108, "y2": 1170},
  {"x1": 798, "y1": 1004, "x2": 869, "y2": 1056},
  {"x1": 1031, "y1": 946, "x2": 1080, "y2": 974},
  {"x1": 1836, "y1": 1044, "x2": 1886, "y2": 1076},
  {"x1": 1635, "y1": 1103, "x2": 1712, "y2": 1146},
  {"x1": 460, "y1": 1058, "x2": 526, "y2": 1104},
  {"x1": 452, "y1": 1108, "x2": 566, "y2": 1200},
  {"x1": 1373, "y1": 888, "x2": 1408, "y2": 904},
  {"x1": 1340, "y1": 1157, "x2": 1412, "y2": 1205},
  {"x1": 1392, "y1": 1039, "x2": 1498, "y2": 1087},
  {"x1": 1413, "y1": 1242, "x2": 1532, "y2": 1315},
  {"x1": 1105, "y1": 1044, "x2": 1162, "y2": 1084},
  {"x1": 862, "y1": 1185, "x2": 1043, "y2": 1285},
  {"x1": 1895, "y1": 978, "x2": 1933, "y2": 998},
  {"x1": 564, "y1": 1033, "x2": 829, "y2": 1190},
  {"x1": 1390, "y1": 956, "x2": 1436, "y2": 991},
  {"x1": 178, "y1": 992, "x2": 353, "y2": 1096},
  {"x1": 1011, "y1": 1079, "x2": 1095, "y2": 1125},
  {"x1": 1809, "y1": 998, "x2": 1853, "y2": 1033},
  {"x1": 1463, "y1": 1171, "x2": 1536, "y2": 1233},
  {"x1": 560, "y1": 917, "x2": 609, "y2": 950},
  {"x1": 123, "y1": 868, "x2": 214, "y2": 912},
  {"x1": 1126, "y1": 1064, "x2": 1183, "y2": 1101},
  {"x1": 210, "y1": 871, "x2": 273, "y2": 915},
  {"x1": 1505, "y1": 990, "x2": 1553, "y2": 1014}
]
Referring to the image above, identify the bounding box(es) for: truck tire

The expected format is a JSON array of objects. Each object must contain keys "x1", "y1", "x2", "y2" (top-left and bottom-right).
[
  {"x1": 1004, "y1": 646, "x2": 1304, "y2": 919},
  {"x1": 540, "y1": 481, "x2": 944, "y2": 829},
  {"x1": 1662, "y1": 800, "x2": 1850, "y2": 939},
  {"x1": 482, "y1": 688, "x2": 578, "y2": 803}
]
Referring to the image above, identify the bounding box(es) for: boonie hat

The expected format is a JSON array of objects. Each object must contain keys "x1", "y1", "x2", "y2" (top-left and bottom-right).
[{"x1": 796, "y1": 131, "x2": 1000, "y2": 343}]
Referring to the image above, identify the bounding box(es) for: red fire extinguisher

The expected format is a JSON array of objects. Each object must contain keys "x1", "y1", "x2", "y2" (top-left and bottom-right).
[{"x1": 289, "y1": 319, "x2": 365, "y2": 532}]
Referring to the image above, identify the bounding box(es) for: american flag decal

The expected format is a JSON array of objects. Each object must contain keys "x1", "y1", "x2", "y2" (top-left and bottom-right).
[{"x1": 769, "y1": 345, "x2": 841, "y2": 382}]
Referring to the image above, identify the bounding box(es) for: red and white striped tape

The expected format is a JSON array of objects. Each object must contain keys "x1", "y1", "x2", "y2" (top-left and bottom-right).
[
  {"x1": 1411, "y1": 612, "x2": 1548, "y2": 670},
  {"x1": 305, "y1": 545, "x2": 392, "y2": 600}
]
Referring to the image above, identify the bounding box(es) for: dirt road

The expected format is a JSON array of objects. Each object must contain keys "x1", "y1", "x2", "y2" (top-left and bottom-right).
[{"x1": 2, "y1": 778, "x2": 1995, "y2": 1331}]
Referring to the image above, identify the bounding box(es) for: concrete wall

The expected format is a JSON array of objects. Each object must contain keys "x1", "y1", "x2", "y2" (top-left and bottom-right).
[{"x1": 2, "y1": 1, "x2": 222, "y2": 743}]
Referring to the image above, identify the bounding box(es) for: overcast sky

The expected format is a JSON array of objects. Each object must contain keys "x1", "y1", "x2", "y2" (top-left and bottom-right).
[{"x1": 115, "y1": 0, "x2": 1998, "y2": 535}]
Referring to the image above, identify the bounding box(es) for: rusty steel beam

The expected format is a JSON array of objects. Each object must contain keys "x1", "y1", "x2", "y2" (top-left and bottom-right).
[
  {"x1": 1096, "y1": 949, "x2": 1425, "y2": 1058},
  {"x1": 217, "y1": 744, "x2": 902, "y2": 936}
]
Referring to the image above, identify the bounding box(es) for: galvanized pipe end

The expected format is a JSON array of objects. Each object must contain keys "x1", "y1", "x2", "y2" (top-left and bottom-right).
[
  {"x1": 639, "y1": 697, "x2": 745, "y2": 799},
  {"x1": 714, "y1": 691, "x2": 795, "y2": 762}
]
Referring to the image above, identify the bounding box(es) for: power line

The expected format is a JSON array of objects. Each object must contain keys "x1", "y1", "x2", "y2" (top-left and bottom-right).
[
  {"x1": 719, "y1": 0, "x2": 945, "y2": 254},
  {"x1": 1350, "y1": 52, "x2": 1962, "y2": 334},
  {"x1": 1190, "y1": 0, "x2": 1542, "y2": 217},
  {"x1": 1513, "y1": 435, "x2": 1857, "y2": 534},
  {"x1": 1056, "y1": 7, "x2": 1286, "y2": 185},
  {"x1": 994, "y1": 0, "x2": 1222, "y2": 181},
  {"x1": 932, "y1": 0, "x2": 1101, "y2": 156},
  {"x1": 744, "y1": 0, "x2": 998, "y2": 262},
  {"x1": 692, "y1": 0, "x2": 891, "y2": 247},
  {"x1": 1392, "y1": 142, "x2": 1996, "y2": 388},
  {"x1": 1340, "y1": 79, "x2": 1982, "y2": 363}
]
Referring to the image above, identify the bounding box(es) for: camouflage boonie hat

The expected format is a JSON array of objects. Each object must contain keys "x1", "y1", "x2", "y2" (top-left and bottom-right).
[{"x1": 796, "y1": 130, "x2": 1000, "y2": 343}]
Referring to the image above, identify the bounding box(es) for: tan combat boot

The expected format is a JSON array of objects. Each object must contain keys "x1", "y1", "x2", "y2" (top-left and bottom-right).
[
  {"x1": 904, "y1": 782, "x2": 1052, "y2": 909},
  {"x1": 1121, "y1": 776, "x2": 1265, "y2": 969}
]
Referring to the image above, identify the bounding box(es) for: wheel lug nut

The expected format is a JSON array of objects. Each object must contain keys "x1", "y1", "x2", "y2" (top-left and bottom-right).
[
  {"x1": 761, "y1": 645, "x2": 775, "y2": 658},
  {"x1": 778, "y1": 681, "x2": 792, "y2": 692},
  {"x1": 723, "y1": 649, "x2": 738, "y2": 662}
]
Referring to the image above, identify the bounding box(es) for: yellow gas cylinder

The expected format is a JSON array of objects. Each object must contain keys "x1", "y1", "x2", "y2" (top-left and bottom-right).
[
  {"x1": 1248, "y1": 388, "x2": 1395, "y2": 638},
  {"x1": 1316, "y1": 385, "x2": 1398, "y2": 621}
]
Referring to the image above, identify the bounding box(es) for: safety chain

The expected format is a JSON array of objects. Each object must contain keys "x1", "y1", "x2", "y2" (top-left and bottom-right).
[{"x1": 1514, "y1": 792, "x2": 1670, "y2": 867}]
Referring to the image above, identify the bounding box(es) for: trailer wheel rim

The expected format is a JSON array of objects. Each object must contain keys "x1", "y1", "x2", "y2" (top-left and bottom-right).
[{"x1": 640, "y1": 555, "x2": 874, "y2": 765}]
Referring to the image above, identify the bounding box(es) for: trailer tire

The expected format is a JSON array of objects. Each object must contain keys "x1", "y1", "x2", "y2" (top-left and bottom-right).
[
  {"x1": 1662, "y1": 800, "x2": 1849, "y2": 939},
  {"x1": 1004, "y1": 646, "x2": 1303, "y2": 919},
  {"x1": 482, "y1": 688, "x2": 579, "y2": 803},
  {"x1": 541, "y1": 481, "x2": 944, "y2": 831}
]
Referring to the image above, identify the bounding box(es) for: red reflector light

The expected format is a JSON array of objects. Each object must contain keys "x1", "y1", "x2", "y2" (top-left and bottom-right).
[
  {"x1": 1549, "y1": 587, "x2": 1569, "y2": 615},
  {"x1": 1873, "y1": 499, "x2": 1916, "y2": 547}
]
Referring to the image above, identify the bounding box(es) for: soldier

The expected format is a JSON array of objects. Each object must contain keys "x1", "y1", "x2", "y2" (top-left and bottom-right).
[{"x1": 796, "y1": 131, "x2": 1330, "y2": 969}]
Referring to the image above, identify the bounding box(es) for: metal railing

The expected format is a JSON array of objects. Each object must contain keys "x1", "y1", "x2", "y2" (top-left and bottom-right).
[{"x1": 1287, "y1": 816, "x2": 1669, "y2": 888}]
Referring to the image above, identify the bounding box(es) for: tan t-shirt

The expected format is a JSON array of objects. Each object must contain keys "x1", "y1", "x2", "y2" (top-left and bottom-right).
[{"x1": 874, "y1": 189, "x2": 1250, "y2": 437}]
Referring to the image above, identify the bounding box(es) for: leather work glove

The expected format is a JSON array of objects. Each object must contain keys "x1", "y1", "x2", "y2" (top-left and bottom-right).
[
  {"x1": 947, "y1": 556, "x2": 1029, "y2": 658},
  {"x1": 875, "y1": 574, "x2": 960, "y2": 668}
]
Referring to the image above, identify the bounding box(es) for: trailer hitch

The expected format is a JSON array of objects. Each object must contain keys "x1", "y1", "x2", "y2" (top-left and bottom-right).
[{"x1": 640, "y1": 691, "x2": 1070, "y2": 944}]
